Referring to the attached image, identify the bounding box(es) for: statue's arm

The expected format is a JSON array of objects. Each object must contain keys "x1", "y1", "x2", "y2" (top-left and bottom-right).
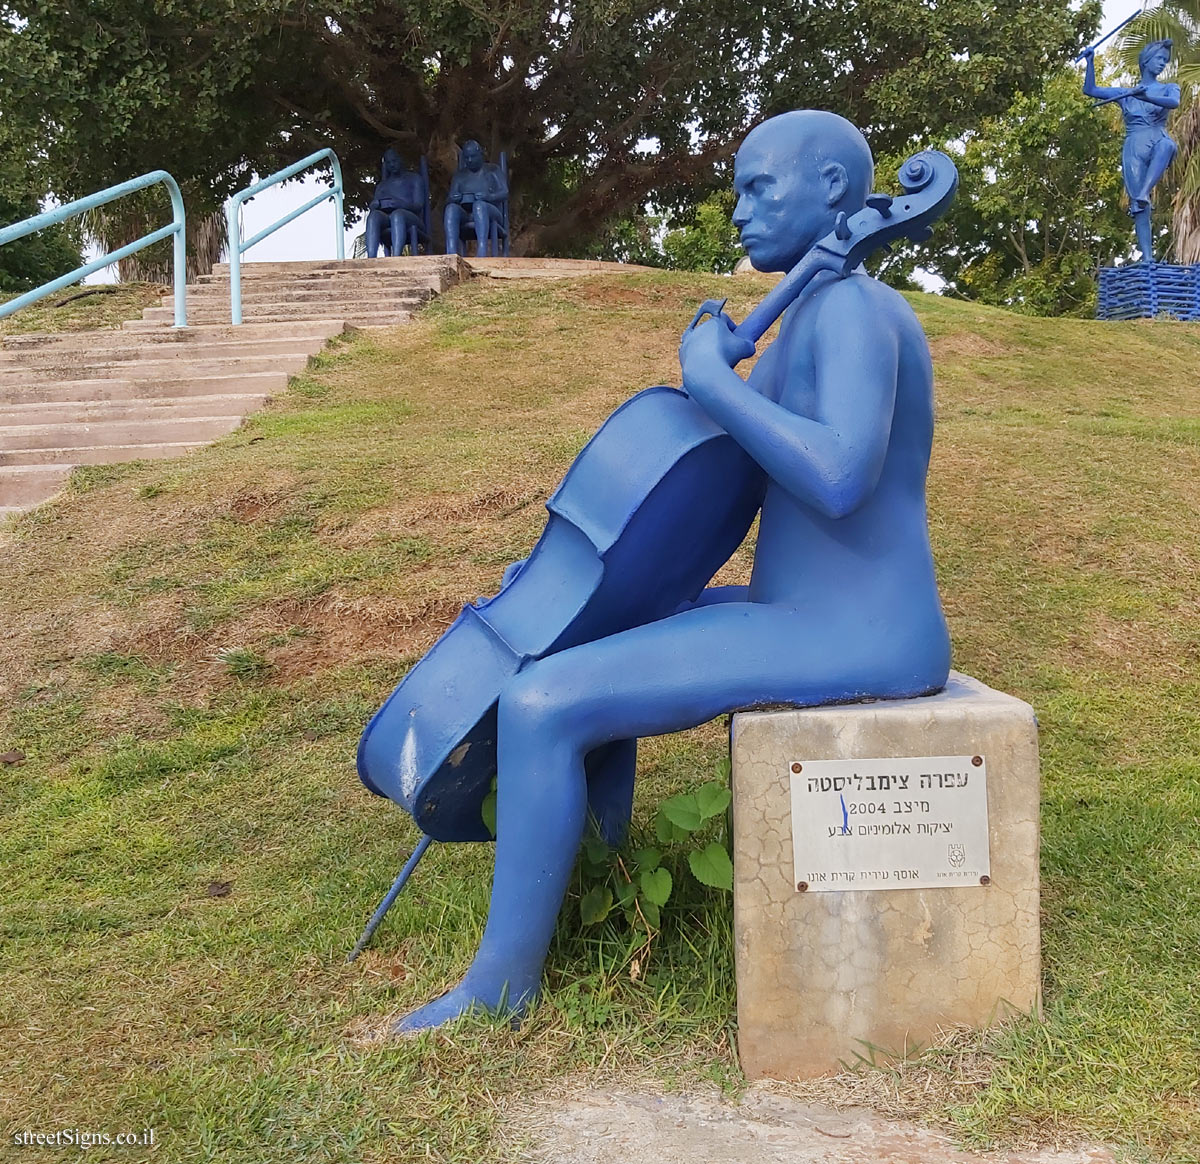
[
  {"x1": 1081, "y1": 49, "x2": 1131, "y2": 100},
  {"x1": 449, "y1": 174, "x2": 464, "y2": 203},
  {"x1": 1141, "y1": 83, "x2": 1181, "y2": 109},
  {"x1": 490, "y1": 166, "x2": 510, "y2": 201},
  {"x1": 680, "y1": 280, "x2": 897, "y2": 519}
]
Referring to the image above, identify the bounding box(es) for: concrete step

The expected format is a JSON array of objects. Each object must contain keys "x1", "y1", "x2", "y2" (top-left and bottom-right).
[
  {"x1": 141, "y1": 308, "x2": 416, "y2": 327},
  {"x1": 2, "y1": 320, "x2": 345, "y2": 350},
  {"x1": 141, "y1": 300, "x2": 418, "y2": 323},
  {"x1": 0, "y1": 393, "x2": 271, "y2": 427},
  {"x1": 0, "y1": 337, "x2": 329, "y2": 369},
  {"x1": 1, "y1": 414, "x2": 245, "y2": 453},
  {"x1": 177, "y1": 286, "x2": 434, "y2": 307},
  {"x1": 0, "y1": 442, "x2": 208, "y2": 467},
  {"x1": 0, "y1": 464, "x2": 72, "y2": 507},
  {"x1": 0, "y1": 353, "x2": 312, "y2": 383},
  {"x1": 194, "y1": 269, "x2": 447, "y2": 287},
  {"x1": 211, "y1": 256, "x2": 465, "y2": 279},
  {"x1": 0, "y1": 370, "x2": 287, "y2": 405}
]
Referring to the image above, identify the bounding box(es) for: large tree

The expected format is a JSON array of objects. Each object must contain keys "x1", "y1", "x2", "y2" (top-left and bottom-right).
[
  {"x1": 1, "y1": 0, "x2": 1099, "y2": 260},
  {"x1": 875, "y1": 68, "x2": 1132, "y2": 316},
  {"x1": 0, "y1": 117, "x2": 81, "y2": 295}
]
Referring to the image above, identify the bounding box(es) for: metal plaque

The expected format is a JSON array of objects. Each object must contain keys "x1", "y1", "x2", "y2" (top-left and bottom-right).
[{"x1": 789, "y1": 755, "x2": 991, "y2": 892}]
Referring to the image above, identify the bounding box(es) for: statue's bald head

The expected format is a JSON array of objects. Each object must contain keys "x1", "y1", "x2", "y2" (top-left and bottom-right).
[
  {"x1": 742, "y1": 111, "x2": 873, "y2": 210},
  {"x1": 733, "y1": 110, "x2": 875, "y2": 271}
]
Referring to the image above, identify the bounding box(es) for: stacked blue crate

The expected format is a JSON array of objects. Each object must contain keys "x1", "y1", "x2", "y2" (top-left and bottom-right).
[{"x1": 1098, "y1": 263, "x2": 1200, "y2": 320}]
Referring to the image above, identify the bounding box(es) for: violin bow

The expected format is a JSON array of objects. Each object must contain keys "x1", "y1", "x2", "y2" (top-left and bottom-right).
[{"x1": 1075, "y1": 6, "x2": 1145, "y2": 63}]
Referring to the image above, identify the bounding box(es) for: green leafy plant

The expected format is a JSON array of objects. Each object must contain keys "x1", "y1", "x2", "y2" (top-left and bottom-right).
[
  {"x1": 479, "y1": 757, "x2": 733, "y2": 964},
  {"x1": 572, "y1": 759, "x2": 734, "y2": 970}
]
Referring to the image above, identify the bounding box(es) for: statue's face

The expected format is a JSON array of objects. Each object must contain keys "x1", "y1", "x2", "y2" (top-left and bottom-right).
[
  {"x1": 1145, "y1": 44, "x2": 1171, "y2": 75},
  {"x1": 383, "y1": 150, "x2": 404, "y2": 177},
  {"x1": 462, "y1": 141, "x2": 484, "y2": 171},
  {"x1": 732, "y1": 132, "x2": 829, "y2": 273}
]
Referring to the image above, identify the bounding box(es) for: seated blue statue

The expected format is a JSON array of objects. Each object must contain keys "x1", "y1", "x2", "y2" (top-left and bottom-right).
[
  {"x1": 443, "y1": 140, "x2": 509, "y2": 257},
  {"x1": 368, "y1": 109, "x2": 953, "y2": 1033},
  {"x1": 1082, "y1": 39, "x2": 1179, "y2": 262},
  {"x1": 365, "y1": 148, "x2": 429, "y2": 257}
]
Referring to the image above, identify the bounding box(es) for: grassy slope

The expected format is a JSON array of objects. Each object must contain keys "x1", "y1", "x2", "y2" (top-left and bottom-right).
[
  {"x1": 0, "y1": 283, "x2": 166, "y2": 335},
  {"x1": 1, "y1": 272, "x2": 1198, "y2": 1162}
]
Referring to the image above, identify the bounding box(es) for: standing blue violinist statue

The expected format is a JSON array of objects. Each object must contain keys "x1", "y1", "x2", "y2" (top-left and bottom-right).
[
  {"x1": 1082, "y1": 38, "x2": 1179, "y2": 262},
  {"x1": 357, "y1": 110, "x2": 957, "y2": 1032}
]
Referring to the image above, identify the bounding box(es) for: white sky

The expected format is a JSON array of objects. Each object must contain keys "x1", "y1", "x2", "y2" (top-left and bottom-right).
[{"x1": 81, "y1": 0, "x2": 1132, "y2": 278}]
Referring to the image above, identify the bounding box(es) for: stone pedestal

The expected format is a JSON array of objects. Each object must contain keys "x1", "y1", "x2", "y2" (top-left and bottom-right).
[{"x1": 731, "y1": 672, "x2": 1041, "y2": 1080}]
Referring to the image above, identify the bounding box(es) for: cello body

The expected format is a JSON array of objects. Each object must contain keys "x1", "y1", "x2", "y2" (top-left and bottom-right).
[{"x1": 357, "y1": 385, "x2": 765, "y2": 841}]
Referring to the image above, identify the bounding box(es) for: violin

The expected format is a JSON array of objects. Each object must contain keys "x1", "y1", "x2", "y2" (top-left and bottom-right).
[{"x1": 357, "y1": 150, "x2": 958, "y2": 843}]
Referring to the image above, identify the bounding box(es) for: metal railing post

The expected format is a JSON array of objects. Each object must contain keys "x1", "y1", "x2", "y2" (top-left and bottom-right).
[
  {"x1": 331, "y1": 153, "x2": 346, "y2": 261},
  {"x1": 226, "y1": 201, "x2": 243, "y2": 326},
  {"x1": 0, "y1": 170, "x2": 188, "y2": 327},
  {"x1": 167, "y1": 178, "x2": 188, "y2": 328},
  {"x1": 225, "y1": 148, "x2": 344, "y2": 324}
]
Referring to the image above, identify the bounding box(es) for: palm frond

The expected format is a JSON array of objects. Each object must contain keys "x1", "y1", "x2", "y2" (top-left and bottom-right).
[
  {"x1": 1171, "y1": 101, "x2": 1200, "y2": 257},
  {"x1": 1114, "y1": 11, "x2": 1195, "y2": 78},
  {"x1": 80, "y1": 188, "x2": 226, "y2": 283}
]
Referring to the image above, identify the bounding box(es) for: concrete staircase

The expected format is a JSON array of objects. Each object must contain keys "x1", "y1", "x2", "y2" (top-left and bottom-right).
[
  {"x1": 0, "y1": 256, "x2": 469, "y2": 517},
  {"x1": 0, "y1": 320, "x2": 347, "y2": 515},
  {"x1": 0, "y1": 254, "x2": 645, "y2": 518},
  {"x1": 126, "y1": 255, "x2": 466, "y2": 329}
]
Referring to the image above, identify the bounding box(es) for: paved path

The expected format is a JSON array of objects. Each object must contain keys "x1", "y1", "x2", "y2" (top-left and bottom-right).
[{"x1": 513, "y1": 1088, "x2": 1118, "y2": 1164}]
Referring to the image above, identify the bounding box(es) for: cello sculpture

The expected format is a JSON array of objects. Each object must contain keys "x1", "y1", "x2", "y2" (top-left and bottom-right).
[{"x1": 357, "y1": 110, "x2": 958, "y2": 1032}]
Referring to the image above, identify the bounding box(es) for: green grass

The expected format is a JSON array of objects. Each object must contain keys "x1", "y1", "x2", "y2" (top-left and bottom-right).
[
  {"x1": 1, "y1": 271, "x2": 1199, "y2": 1161},
  {"x1": 0, "y1": 282, "x2": 165, "y2": 335}
]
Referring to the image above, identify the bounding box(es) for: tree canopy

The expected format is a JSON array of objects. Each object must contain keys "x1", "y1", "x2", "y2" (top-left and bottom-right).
[
  {"x1": 596, "y1": 191, "x2": 743, "y2": 273},
  {"x1": 876, "y1": 68, "x2": 1132, "y2": 317},
  {"x1": 0, "y1": 120, "x2": 81, "y2": 295},
  {"x1": 1, "y1": 0, "x2": 1099, "y2": 258}
]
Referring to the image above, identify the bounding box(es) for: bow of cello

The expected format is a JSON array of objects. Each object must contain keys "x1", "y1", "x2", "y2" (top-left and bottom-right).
[{"x1": 357, "y1": 384, "x2": 765, "y2": 841}]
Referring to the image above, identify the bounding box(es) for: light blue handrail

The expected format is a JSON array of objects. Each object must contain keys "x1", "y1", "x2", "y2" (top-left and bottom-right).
[
  {"x1": 225, "y1": 149, "x2": 344, "y2": 325},
  {"x1": 0, "y1": 170, "x2": 187, "y2": 327}
]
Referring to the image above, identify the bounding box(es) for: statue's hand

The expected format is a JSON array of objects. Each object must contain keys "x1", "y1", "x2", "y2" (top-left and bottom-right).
[{"x1": 679, "y1": 316, "x2": 755, "y2": 396}]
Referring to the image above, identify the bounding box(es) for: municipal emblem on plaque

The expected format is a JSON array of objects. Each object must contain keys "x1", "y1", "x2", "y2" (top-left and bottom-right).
[{"x1": 947, "y1": 843, "x2": 966, "y2": 868}]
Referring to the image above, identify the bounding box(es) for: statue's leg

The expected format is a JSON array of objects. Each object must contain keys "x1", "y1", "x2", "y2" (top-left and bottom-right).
[
  {"x1": 472, "y1": 203, "x2": 492, "y2": 257},
  {"x1": 389, "y1": 211, "x2": 408, "y2": 256},
  {"x1": 392, "y1": 601, "x2": 946, "y2": 1033},
  {"x1": 444, "y1": 204, "x2": 463, "y2": 255},
  {"x1": 365, "y1": 210, "x2": 385, "y2": 259},
  {"x1": 1135, "y1": 206, "x2": 1154, "y2": 263},
  {"x1": 1138, "y1": 137, "x2": 1178, "y2": 205},
  {"x1": 585, "y1": 590, "x2": 747, "y2": 847},
  {"x1": 584, "y1": 738, "x2": 636, "y2": 846}
]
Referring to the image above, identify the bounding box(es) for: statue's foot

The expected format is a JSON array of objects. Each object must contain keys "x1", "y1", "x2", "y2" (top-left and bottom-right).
[{"x1": 393, "y1": 976, "x2": 538, "y2": 1034}]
